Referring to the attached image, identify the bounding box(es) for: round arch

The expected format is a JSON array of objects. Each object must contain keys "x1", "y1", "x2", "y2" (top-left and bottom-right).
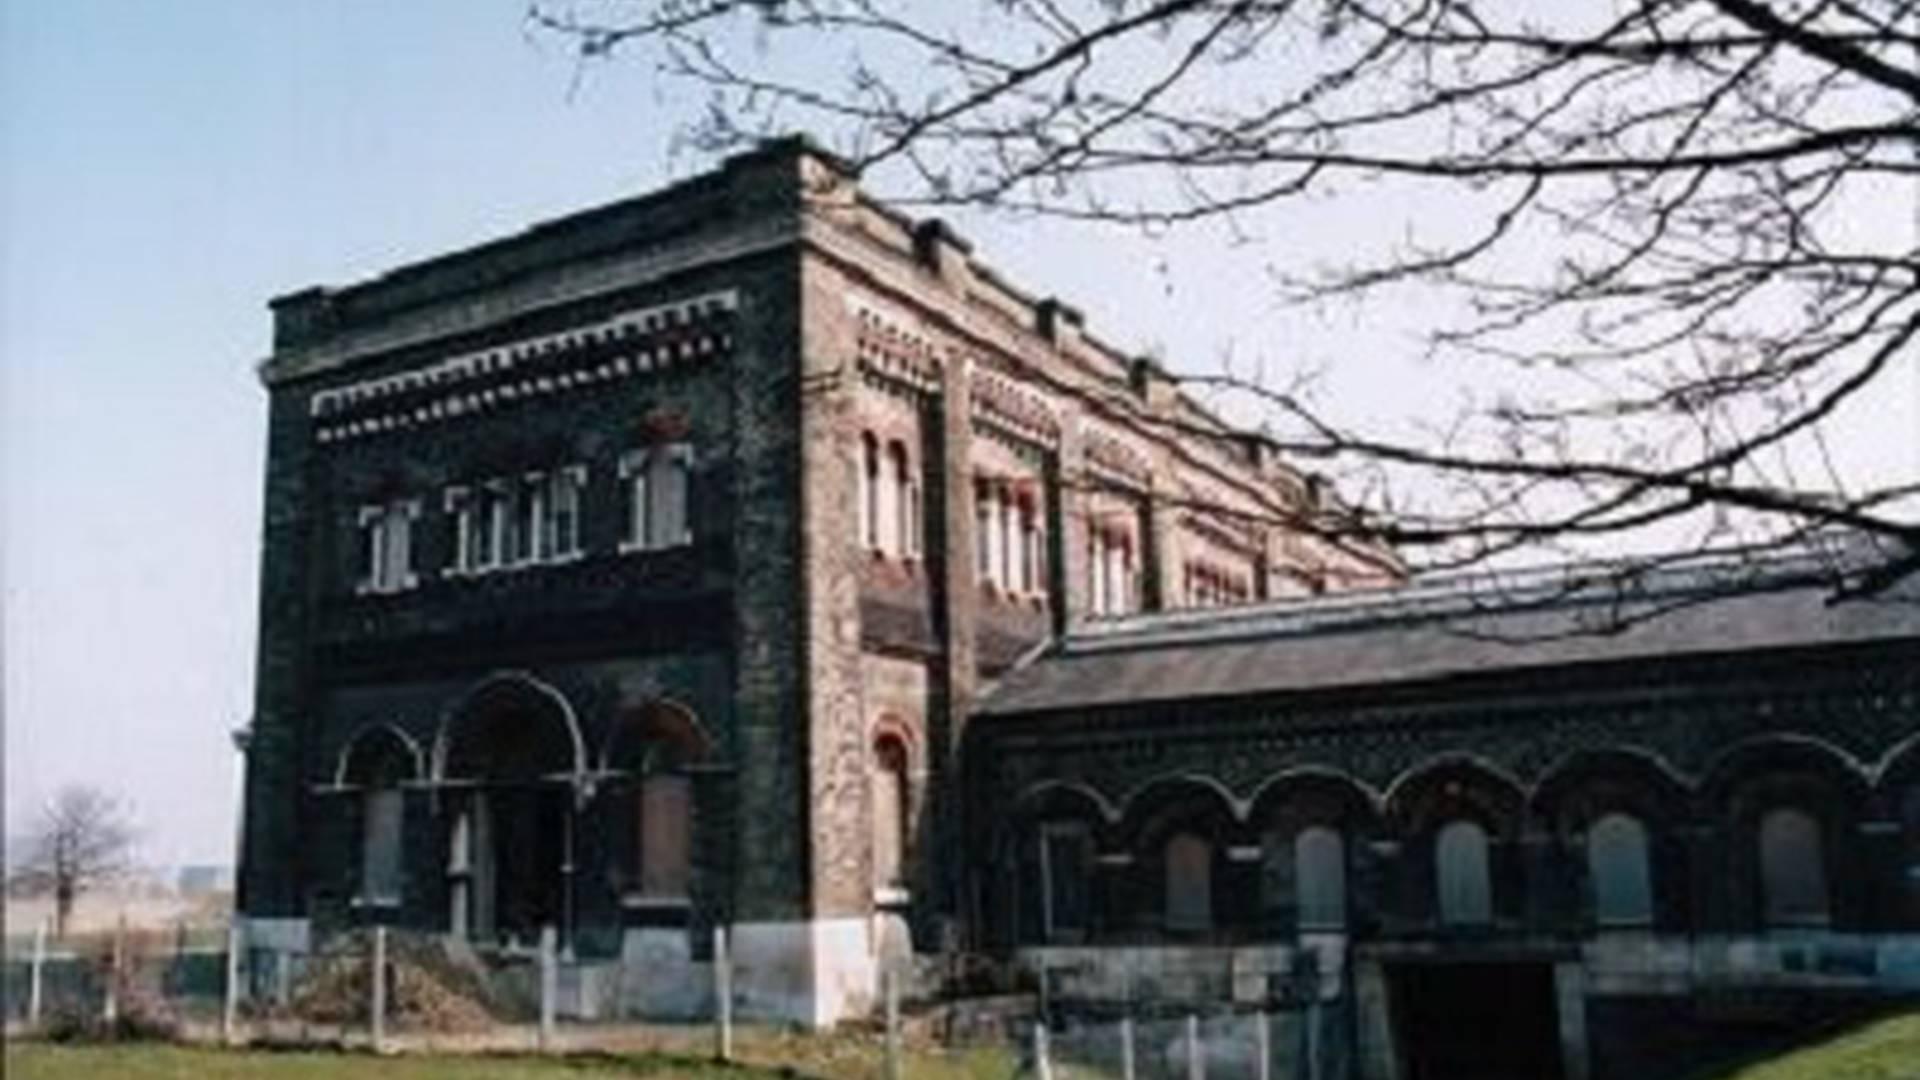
[
  {"x1": 333, "y1": 722, "x2": 425, "y2": 788},
  {"x1": 1530, "y1": 746, "x2": 1692, "y2": 837},
  {"x1": 1698, "y1": 734, "x2": 1874, "y2": 811},
  {"x1": 1246, "y1": 766, "x2": 1384, "y2": 833},
  {"x1": 1384, "y1": 754, "x2": 1528, "y2": 839},
  {"x1": 432, "y1": 671, "x2": 587, "y2": 784},
  {"x1": 598, "y1": 698, "x2": 712, "y2": 776}
]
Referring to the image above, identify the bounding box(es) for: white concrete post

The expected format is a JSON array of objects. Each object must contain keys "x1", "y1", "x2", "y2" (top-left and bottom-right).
[
  {"x1": 274, "y1": 949, "x2": 293, "y2": 1007},
  {"x1": 27, "y1": 918, "x2": 46, "y2": 1029},
  {"x1": 1186, "y1": 1013, "x2": 1205, "y2": 1080},
  {"x1": 1254, "y1": 1011, "x2": 1272, "y2": 1080},
  {"x1": 538, "y1": 924, "x2": 557, "y2": 1053},
  {"x1": 369, "y1": 926, "x2": 388, "y2": 1052},
  {"x1": 1033, "y1": 1021, "x2": 1053, "y2": 1080},
  {"x1": 713, "y1": 925, "x2": 733, "y2": 1063},
  {"x1": 883, "y1": 962, "x2": 902, "y2": 1080},
  {"x1": 103, "y1": 914, "x2": 125, "y2": 1026},
  {"x1": 1119, "y1": 1013, "x2": 1137, "y2": 1080},
  {"x1": 222, "y1": 923, "x2": 242, "y2": 1046}
]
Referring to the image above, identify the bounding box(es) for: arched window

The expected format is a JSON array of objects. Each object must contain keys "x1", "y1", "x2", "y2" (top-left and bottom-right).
[
  {"x1": 860, "y1": 434, "x2": 880, "y2": 550},
  {"x1": 606, "y1": 706, "x2": 708, "y2": 903},
  {"x1": 975, "y1": 477, "x2": 993, "y2": 581},
  {"x1": 1296, "y1": 826, "x2": 1347, "y2": 930},
  {"x1": 1436, "y1": 820, "x2": 1492, "y2": 926},
  {"x1": 1588, "y1": 813, "x2": 1653, "y2": 927},
  {"x1": 1038, "y1": 821, "x2": 1091, "y2": 941},
  {"x1": 1760, "y1": 807, "x2": 1829, "y2": 927},
  {"x1": 872, "y1": 734, "x2": 910, "y2": 891},
  {"x1": 1165, "y1": 832, "x2": 1213, "y2": 933},
  {"x1": 622, "y1": 444, "x2": 694, "y2": 552},
  {"x1": 340, "y1": 728, "x2": 415, "y2": 907},
  {"x1": 887, "y1": 442, "x2": 915, "y2": 557}
]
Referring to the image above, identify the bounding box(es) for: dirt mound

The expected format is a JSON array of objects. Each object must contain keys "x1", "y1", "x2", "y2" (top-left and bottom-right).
[{"x1": 282, "y1": 930, "x2": 498, "y2": 1033}]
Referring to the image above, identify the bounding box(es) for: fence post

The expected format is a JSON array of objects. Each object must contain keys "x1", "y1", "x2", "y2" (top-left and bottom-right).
[
  {"x1": 713, "y1": 925, "x2": 733, "y2": 1063},
  {"x1": 274, "y1": 949, "x2": 292, "y2": 1007},
  {"x1": 103, "y1": 914, "x2": 125, "y2": 1026},
  {"x1": 538, "y1": 924, "x2": 557, "y2": 1053},
  {"x1": 222, "y1": 922, "x2": 241, "y2": 1045},
  {"x1": 1119, "y1": 1012, "x2": 1137, "y2": 1080},
  {"x1": 1033, "y1": 1020, "x2": 1053, "y2": 1080},
  {"x1": 28, "y1": 917, "x2": 46, "y2": 1029},
  {"x1": 883, "y1": 961, "x2": 902, "y2": 1080},
  {"x1": 1254, "y1": 1010, "x2": 1272, "y2": 1080},
  {"x1": 1186, "y1": 1013, "x2": 1205, "y2": 1080},
  {"x1": 369, "y1": 926, "x2": 387, "y2": 1052}
]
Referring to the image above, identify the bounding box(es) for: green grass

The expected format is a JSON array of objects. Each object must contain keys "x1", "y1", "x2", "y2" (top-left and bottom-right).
[
  {"x1": 1697, "y1": 1011, "x2": 1920, "y2": 1080},
  {"x1": 1, "y1": 1039, "x2": 1039, "y2": 1080}
]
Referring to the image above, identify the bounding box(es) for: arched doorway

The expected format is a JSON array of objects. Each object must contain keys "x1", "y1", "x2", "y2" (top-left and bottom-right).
[{"x1": 435, "y1": 675, "x2": 584, "y2": 949}]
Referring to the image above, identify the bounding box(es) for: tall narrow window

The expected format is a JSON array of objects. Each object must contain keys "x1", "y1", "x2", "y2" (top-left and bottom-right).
[
  {"x1": 976, "y1": 478, "x2": 993, "y2": 582},
  {"x1": 1760, "y1": 807, "x2": 1829, "y2": 927},
  {"x1": 471, "y1": 484, "x2": 506, "y2": 570},
  {"x1": 361, "y1": 787, "x2": 404, "y2": 905},
  {"x1": 544, "y1": 466, "x2": 585, "y2": 559},
  {"x1": 1296, "y1": 826, "x2": 1348, "y2": 930},
  {"x1": 637, "y1": 773, "x2": 691, "y2": 899},
  {"x1": 872, "y1": 735, "x2": 910, "y2": 892},
  {"x1": 887, "y1": 442, "x2": 913, "y2": 556},
  {"x1": 1588, "y1": 813, "x2": 1654, "y2": 927},
  {"x1": 356, "y1": 499, "x2": 418, "y2": 593},
  {"x1": 343, "y1": 729, "x2": 413, "y2": 906},
  {"x1": 862, "y1": 434, "x2": 881, "y2": 550},
  {"x1": 1165, "y1": 832, "x2": 1214, "y2": 933},
  {"x1": 622, "y1": 445, "x2": 694, "y2": 552},
  {"x1": 516, "y1": 472, "x2": 547, "y2": 563},
  {"x1": 1436, "y1": 820, "x2": 1493, "y2": 926},
  {"x1": 1039, "y1": 822, "x2": 1091, "y2": 942},
  {"x1": 1018, "y1": 500, "x2": 1036, "y2": 593}
]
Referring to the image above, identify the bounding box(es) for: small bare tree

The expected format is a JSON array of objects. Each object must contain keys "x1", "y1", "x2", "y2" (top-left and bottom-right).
[{"x1": 9, "y1": 785, "x2": 137, "y2": 938}]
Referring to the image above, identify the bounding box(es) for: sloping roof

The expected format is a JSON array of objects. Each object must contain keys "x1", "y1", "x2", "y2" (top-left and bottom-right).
[{"x1": 976, "y1": 544, "x2": 1920, "y2": 716}]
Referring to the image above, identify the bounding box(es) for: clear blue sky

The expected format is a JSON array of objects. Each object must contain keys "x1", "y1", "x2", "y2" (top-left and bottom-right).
[{"x1": 4, "y1": 3, "x2": 1911, "y2": 870}]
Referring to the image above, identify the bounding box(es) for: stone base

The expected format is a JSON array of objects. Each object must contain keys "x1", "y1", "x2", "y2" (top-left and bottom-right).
[{"x1": 729, "y1": 917, "x2": 878, "y2": 1027}]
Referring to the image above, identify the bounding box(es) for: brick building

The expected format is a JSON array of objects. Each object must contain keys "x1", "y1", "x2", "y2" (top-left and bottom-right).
[
  {"x1": 242, "y1": 137, "x2": 1918, "y2": 1075},
  {"x1": 239, "y1": 137, "x2": 1396, "y2": 1025},
  {"x1": 973, "y1": 545, "x2": 1920, "y2": 1079}
]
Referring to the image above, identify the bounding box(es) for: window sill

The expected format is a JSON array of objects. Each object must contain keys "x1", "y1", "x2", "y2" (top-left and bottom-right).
[
  {"x1": 350, "y1": 896, "x2": 402, "y2": 910},
  {"x1": 621, "y1": 894, "x2": 692, "y2": 910},
  {"x1": 618, "y1": 538, "x2": 694, "y2": 556}
]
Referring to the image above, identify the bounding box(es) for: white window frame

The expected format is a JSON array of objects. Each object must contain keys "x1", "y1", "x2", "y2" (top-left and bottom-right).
[
  {"x1": 619, "y1": 444, "x2": 695, "y2": 554},
  {"x1": 356, "y1": 498, "x2": 420, "y2": 595}
]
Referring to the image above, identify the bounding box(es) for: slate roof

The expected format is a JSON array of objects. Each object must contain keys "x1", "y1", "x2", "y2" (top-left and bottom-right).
[{"x1": 976, "y1": 541, "x2": 1920, "y2": 716}]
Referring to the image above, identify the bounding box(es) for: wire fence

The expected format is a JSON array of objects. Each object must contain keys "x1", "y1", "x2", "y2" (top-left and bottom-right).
[{"x1": 5, "y1": 921, "x2": 1350, "y2": 1078}]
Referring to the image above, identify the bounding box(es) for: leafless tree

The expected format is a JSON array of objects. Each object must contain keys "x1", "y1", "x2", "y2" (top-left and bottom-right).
[
  {"x1": 9, "y1": 785, "x2": 138, "y2": 938},
  {"x1": 531, "y1": 0, "x2": 1919, "y2": 598}
]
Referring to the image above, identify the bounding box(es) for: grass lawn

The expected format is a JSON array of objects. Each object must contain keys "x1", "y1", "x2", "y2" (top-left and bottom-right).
[
  {"x1": 1698, "y1": 1011, "x2": 1920, "y2": 1080},
  {"x1": 2, "y1": 1039, "x2": 1038, "y2": 1080}
]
